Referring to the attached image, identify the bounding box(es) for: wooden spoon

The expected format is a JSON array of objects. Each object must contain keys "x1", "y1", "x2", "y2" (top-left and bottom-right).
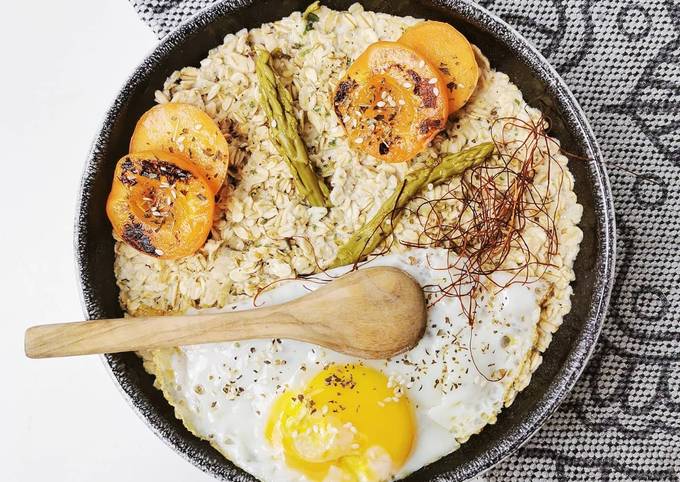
[{"x1": 25, "y1": 267, "x2": 426, "y2": 360}]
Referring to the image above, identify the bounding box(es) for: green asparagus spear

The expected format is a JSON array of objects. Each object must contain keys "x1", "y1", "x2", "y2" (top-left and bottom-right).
[
  {"x1": 303, "y1": 1, "x2": 320, "y2": 18},
  {"x1": 329, "y1": 142, "x2": 495, "y2": 268},
  {"x1": 303, "y1": 1, "x2": 321, "y2": 32},
  {"x1": 255, "y1": 48, "x2": 330, "y2": 207}
]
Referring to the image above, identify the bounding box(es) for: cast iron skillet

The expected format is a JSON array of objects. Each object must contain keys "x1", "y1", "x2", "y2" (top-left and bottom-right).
[{"x1": 75, "y1": 0, "x2": 615, "y2": 480}]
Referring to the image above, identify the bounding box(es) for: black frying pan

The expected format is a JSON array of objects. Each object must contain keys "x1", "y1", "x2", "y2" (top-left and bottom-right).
[{"x1": 74, "y1": 1, "x2": 616, "y2": 480}]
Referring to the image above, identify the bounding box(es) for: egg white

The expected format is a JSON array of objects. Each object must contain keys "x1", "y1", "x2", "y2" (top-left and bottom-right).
[{"x1": 145, "y1": 248, "x2": 541, "y2": 481}]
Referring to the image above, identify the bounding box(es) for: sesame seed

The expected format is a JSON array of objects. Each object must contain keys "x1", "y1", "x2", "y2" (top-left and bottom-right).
[
  {"x1": 433, "y1": 87, "x2": 440, "y2": 96},
  {"x1": 155, "y1": 248, "x2": 164, "y2": 256},
  {"x1": 271, "y1": 119, "x2": 277, "y2": 128},
  {"x1": 398, "y1": 99, "x2": 406, "y2": 106},
  {"x1": 402, "y1": 82, "x2": 412, "y2": 89},
  {"x1": 354, "y1": 137, "x2": 364, "y2": 144},
  {"x1": 428, "y1": 77, "x2": 437, "y2": 84},
  {"x1": 376, "y1": 101, "x2": 386, "y2": 108}
]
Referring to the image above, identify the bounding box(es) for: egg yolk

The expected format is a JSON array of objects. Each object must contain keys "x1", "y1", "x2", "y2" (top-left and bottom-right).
[{"x1": 266, "y1": 363, "x2": 415, "y2": 481}]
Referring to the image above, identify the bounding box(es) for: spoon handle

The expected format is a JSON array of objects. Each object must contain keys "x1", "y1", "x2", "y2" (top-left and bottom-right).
[{"x1": 24, "y1": 305, "x2": 299, "y2": 359}]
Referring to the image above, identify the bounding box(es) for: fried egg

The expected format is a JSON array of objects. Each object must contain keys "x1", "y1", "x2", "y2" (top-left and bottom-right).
[{"x1": 146, "y1": 248, "x2": 542, "y2": 481}]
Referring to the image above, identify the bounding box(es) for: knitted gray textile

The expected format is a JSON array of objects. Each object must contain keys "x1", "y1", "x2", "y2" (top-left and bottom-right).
[{"x1": 129, "y1": 0, "x2": 680, "y2": 480}]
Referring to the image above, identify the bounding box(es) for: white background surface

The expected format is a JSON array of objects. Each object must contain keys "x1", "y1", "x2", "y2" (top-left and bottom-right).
[{"x1": 1, "y1": 1, "x2": 214, "y2": 480}]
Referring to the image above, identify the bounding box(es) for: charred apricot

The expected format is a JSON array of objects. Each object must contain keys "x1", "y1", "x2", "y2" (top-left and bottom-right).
[
  {"x1": 333, "y1": 41, "x2": 449, "y2": 163},
  {"x1": 399, "y1": 21, "x2": 479, "y2": 113},
  {"x1": 106, "y1": 151, "x2": 215, "y2": 259},
  {"x1": 130, "y1": 103, "x2": 230, "y2": 193}
]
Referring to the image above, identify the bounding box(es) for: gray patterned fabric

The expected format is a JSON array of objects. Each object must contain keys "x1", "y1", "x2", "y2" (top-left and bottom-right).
[{"x1": 129, "y1": 0, "x2": 680, "y2": 480}]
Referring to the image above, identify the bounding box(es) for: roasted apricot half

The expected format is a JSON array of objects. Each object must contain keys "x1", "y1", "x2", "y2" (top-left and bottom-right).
[
  {"x1": 333, "y1": 41, "x2": 449, "y2": 163},
  {"x1": 399, "y1": 21, "x2": 479, "y2": 113},
  {"x1": 130, "y1": 103, "x2": 230, "y2": 193},
  {"x1": 106, "y1": 150, "x2": 215, "y2": 260}
]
